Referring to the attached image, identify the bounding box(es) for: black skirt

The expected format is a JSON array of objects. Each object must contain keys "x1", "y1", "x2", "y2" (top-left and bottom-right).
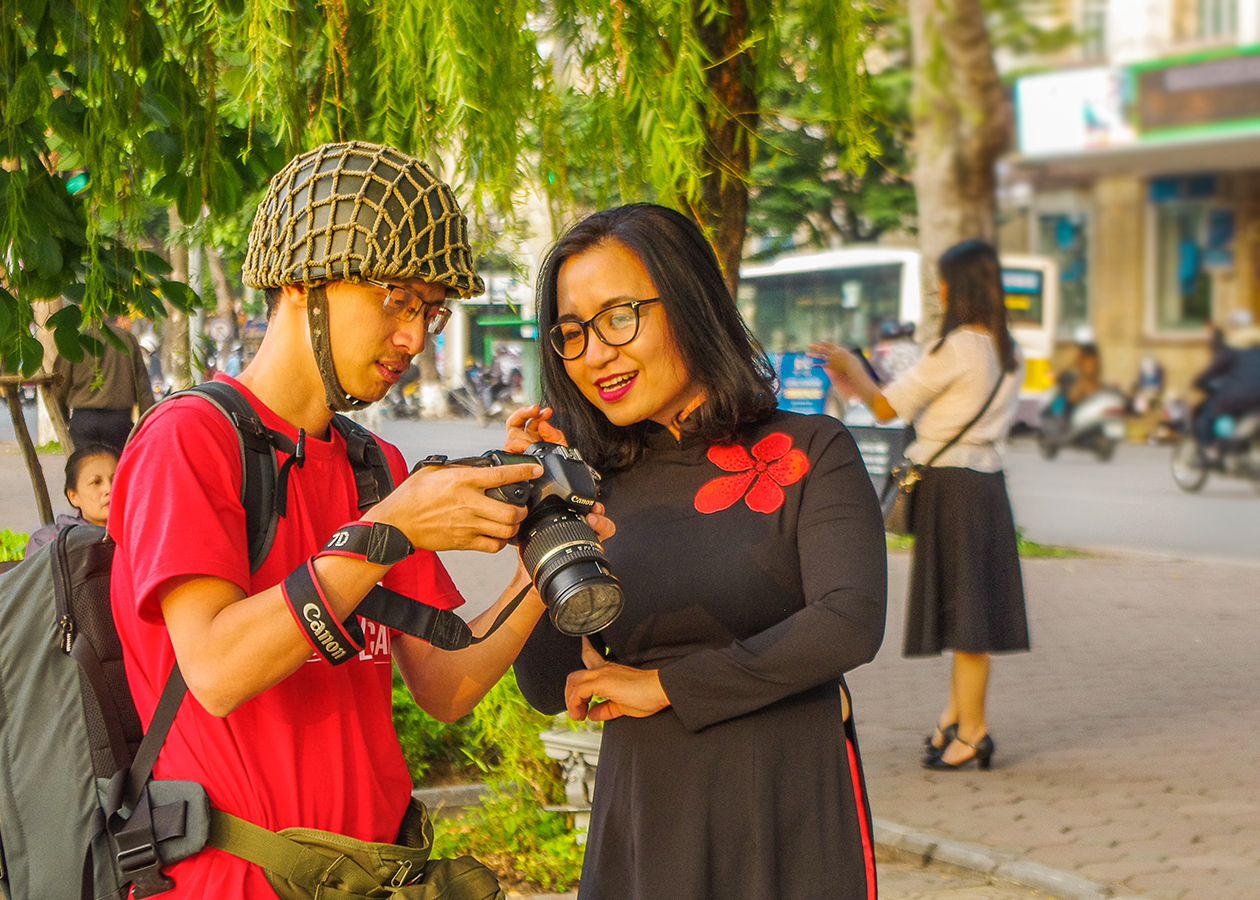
[{"x1": 904, "y1": 466, "x2": 1029, "y2": 657}]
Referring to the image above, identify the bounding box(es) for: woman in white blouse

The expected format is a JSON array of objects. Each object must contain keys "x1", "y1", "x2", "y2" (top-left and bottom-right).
[{"x1": 811, "y1": 239, "x2": 1028, "y2": 771}]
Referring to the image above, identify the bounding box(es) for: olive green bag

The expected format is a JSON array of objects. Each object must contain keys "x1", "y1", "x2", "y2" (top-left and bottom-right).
[{"x1": 208, "y1": 799, "x2": 504, "y2": 900}]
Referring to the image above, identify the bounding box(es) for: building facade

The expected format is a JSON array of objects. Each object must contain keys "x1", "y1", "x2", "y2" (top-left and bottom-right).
[{"x1": 1001, "y1": 0, "x2": 1260, "y2": 398}]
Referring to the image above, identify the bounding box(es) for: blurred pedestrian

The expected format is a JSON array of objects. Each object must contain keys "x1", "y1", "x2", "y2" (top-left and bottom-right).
[
  {"x1": 511, "y1": 203, "x2": 886, "y2": 900},
  {"x1": 23, "y1": 443, "x2": 118, "y2": 556},
  {"x1": 871, "y1": 320, "x2": 922, "y2": 384},
  {"x1": 812, "y1": 238, "x2": 1028, "y2": 771},
  {"x1": 52, "y1": 316, "x2": 156, "y2": 453}
]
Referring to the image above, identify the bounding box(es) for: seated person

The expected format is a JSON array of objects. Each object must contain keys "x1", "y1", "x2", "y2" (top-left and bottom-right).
[{"x1": 24, "y1": 444, "x2": 118, "y2": 556}]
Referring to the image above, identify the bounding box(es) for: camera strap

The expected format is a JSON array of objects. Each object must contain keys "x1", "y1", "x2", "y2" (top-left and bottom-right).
[
  {"x1": 282, "y1": 559, "x2": 364, "y2": 665},
  {"x1": 294, "y1": 525, "x2": 535, "y2": 654},
  {"x1": 286, "y1": 561, "x2": 533, "y2": 656},
  {"x1": 318, "y1": 521, "x2": 414, "y2": 566}
]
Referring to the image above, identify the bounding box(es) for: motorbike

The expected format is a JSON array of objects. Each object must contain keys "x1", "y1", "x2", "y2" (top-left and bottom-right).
[
  {"x1": 1170, "y1": 410, "x2": 1260, "y2": 493},
  {"x1": 380, "y1": 364, "x2": 423, "y2": 420},
  {"x1": 1036, "y1": 385, "x2": 1128, "y2": 462},
  {"x1": 446, "y1": 364, "x2": 520, "y2": 424}
]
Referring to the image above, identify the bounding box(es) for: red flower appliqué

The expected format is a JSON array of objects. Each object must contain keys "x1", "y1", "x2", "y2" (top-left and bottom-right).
[{"x1": 694, "y1": 432, "x2": 810, "y2": 514}]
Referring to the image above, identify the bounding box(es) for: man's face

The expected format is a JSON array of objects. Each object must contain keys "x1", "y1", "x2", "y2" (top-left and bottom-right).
[{"x1": 322, "y1": 279, "x2": 445, "y2": 403}]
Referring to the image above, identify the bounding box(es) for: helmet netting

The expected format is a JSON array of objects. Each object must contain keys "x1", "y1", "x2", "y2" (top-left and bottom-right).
[{"x1": 242, "y1": 141, "x2": 485, "y2": 299}]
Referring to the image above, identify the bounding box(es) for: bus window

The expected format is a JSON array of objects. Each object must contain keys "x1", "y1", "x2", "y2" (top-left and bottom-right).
[
  {"x1": 1002, "y1": 267, "x2": 1045, "y2": 328},
  {"x1": 739, "y1": 263, "x2": 904, "y2": 352}
]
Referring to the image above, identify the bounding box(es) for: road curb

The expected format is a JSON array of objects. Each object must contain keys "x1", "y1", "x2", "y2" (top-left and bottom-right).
[
  {"x1": 414, "y1": 784, "x2": 1143, "y2": 900},
  {"x1": 874, "y1": 818, "x2": 1147, "y2": 900}
]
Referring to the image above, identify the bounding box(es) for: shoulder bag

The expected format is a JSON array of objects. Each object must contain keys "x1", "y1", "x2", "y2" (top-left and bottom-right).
[{"x1": 880, "y1": 373, "x2": 1004, "y2": 536}]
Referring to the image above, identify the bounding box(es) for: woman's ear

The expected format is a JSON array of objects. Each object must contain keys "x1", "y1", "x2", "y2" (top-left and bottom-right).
[{"x1": 65, "y1": 488, "x2": 80, "y2": 512}]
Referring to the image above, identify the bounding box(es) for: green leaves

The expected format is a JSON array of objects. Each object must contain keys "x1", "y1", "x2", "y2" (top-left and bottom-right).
[
  {"x1": 46, "y1": 304, "x2": 85, "y2": 362},
  {"x1": 6, "y1": 60, "x2": 53, "y2": 126},
  {"x1": 159, "y1": 279, "x2": 202, "y2": 313}
]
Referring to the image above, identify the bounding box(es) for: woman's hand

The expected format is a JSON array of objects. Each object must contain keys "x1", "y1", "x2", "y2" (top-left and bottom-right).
[
  {"x1": 564, "y1": 638, "x2": 669, "y2": 722},
  {"x1": 807, "y1": 341, "x2": 861, "y2": 400},
  {"x1": 586, "y1": 502, "x2": 615, "y2": 543},
  {"x1": 505, "y1": 404, "x2": 568, "y2": 452}
]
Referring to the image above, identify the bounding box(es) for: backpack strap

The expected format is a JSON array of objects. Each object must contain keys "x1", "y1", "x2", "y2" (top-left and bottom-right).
[
  {"x1": 100, "y1": 665, "x2": 189, "y2": 899},
  {"x1": 331, "y1": 413, "x2": 395, "y2": 510},
  {"x1": 179, "y1": 381, "x2": 285, "y2": 571},
  {"x1": 138, "y1": 384, "x2": 397, "y2": 569}
]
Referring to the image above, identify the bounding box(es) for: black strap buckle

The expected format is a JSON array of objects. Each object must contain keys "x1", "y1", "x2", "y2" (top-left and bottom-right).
[{"x1": 112, "y1": 786, "x2": 176, "y2": 897}]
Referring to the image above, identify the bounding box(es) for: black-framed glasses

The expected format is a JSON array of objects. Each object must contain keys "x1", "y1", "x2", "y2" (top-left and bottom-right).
[
  {"x1": 364, "y1": 278, "x2": 452, "y2": 335},
  {"x1": 549, "y1": 298, "x2": 660, "y2": 360}
]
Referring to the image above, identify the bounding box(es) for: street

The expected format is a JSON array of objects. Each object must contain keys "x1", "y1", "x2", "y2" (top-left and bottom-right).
[{"x1": 3, "y1": 408, "x2": 1258, "y2": 567}]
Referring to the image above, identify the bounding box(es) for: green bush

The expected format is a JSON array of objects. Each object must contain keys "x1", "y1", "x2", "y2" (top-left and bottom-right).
[
  {"x1": 1, "y1": 530, "x2": 29, "y2": 562},
  {"x1": 392, "y1": 666, "x2": 589, "y2": 893},
  {"x1": 391, "y1": 671, "x2": 488, "y2": 783}
]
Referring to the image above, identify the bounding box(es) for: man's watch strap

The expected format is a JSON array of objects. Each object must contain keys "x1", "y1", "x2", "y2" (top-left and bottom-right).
[{"x1": 319, "y1": 521, "x2": 413, "y2": 566}]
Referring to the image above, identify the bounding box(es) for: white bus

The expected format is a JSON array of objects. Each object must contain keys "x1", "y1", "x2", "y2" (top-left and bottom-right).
[{"x1": 738, "y1": 247, "x2": 1060, "y2": 425}]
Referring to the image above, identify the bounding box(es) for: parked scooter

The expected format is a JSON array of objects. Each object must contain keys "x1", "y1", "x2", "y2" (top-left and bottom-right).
[
  {"x1": 1037, "y1": 385, "x2": 1128, "y2": 461},
  {"x1": 380, "y1": 364, "x2": 423, "y2": 420},
  {"x1": 1170, "y1": 409, "x2": 1260, "y2": 493}
]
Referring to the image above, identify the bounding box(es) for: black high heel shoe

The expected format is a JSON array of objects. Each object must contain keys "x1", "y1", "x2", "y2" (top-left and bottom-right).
[
  {"x1": 922, "y1": 734, "x2": 994, "y2": 770},
  {"x1": 922, "y1": 723, "x2": 958, "y2": 762}
]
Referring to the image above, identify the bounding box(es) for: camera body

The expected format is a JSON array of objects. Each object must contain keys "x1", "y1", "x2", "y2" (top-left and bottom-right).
[
  {"x1": 482, "y1": 442, "x2": 600, "y2": 514},
  {"x1": 470, "y1": 442, "x2": 623, "y2": 635}
]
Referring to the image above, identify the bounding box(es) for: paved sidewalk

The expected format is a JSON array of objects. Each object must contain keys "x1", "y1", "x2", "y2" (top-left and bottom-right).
[
  {"x1": 520, "y1": 852, "x2": 1067, "y2": 900},
  {"x1": 848, "y1": 552, "x2": 1260, "y2": 900}
]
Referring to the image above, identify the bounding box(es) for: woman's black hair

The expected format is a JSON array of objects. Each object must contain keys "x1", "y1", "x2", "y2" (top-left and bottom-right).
[
  {"x1": 64, "y1": 443, "x2": 118, "y2": 499},
  {"x1": 536, "y1": 203, "x2": 778, "y2": 471},
  {"x1": 932, "y1": 239, "x2": 1019, "y2": 373}
]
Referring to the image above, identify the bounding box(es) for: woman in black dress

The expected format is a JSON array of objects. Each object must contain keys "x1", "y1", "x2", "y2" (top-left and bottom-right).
[
  {"x1": 811, "y1": 239, "x2": 1029, "y2": 772},
  {"x1": 507, "y1": 204, "x2": 887, "y2": 900}
]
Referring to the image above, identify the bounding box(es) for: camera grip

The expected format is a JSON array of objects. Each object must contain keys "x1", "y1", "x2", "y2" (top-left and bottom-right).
[{"x1": 486, "y1": 482, "x2": 532, "y2": 505}]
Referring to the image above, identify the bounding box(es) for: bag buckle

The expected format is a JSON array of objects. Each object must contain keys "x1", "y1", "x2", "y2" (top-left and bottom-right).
[
  {"x1": 391, "y1": 859, "x2": 414, "y2": 887},
  {"x1": 117, "y1": 841, "x2": 175, "y2": 897},
  {"x1": 117, "y1": 842, "x2": 159, "y2": 872}
]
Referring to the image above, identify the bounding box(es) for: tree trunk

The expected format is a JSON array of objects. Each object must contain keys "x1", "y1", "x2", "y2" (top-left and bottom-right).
[
  {"x1": 694, "y1": 0, "x2": 758, "y2": 296},
  {"x1": 205, "y1": 243, "x2": 239, "y2": 340},
  {"x1": 163, "y1": 207, "x2": 193, "y2": 391},
  {"x1": 416, "y1": 341, "x2": 449, "y2": 418},
  {"x1": 6, "y1": 387, "x2": 53, "y2": 526},
  {"x1": 31, "y1": 297, "x2": 62, "y2": 447},
  {"x1": 907, "y1": 0, "x2": 1011, "y2": 340}
]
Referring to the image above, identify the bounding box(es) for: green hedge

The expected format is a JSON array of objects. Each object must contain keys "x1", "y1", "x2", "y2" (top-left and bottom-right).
[
  {"x1": 393, "y1": 667, "x2": 589, "y2": 893},
  {"x1": 1, "y1": 530, "x2": 29, "y2": 562}
]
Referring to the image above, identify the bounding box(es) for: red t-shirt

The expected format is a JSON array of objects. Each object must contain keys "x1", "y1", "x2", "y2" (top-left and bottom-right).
[{"x1": 109, "y1": 375, "x2": 463, "y2": 898}]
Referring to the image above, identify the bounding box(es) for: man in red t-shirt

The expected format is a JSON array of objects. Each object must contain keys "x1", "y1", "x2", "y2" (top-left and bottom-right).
[{"x1": 110, "y1": 141, "x2": 610, "y2": 898}]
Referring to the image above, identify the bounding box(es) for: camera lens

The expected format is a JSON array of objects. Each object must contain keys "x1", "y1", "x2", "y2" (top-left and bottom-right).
[{"x1": 519, "y1": 510, "x2": 624, "y2": 635}]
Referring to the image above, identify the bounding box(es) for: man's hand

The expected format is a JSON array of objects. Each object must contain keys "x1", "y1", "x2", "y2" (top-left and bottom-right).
[
  {"x1": 564, "y1": 638, "x2": 669, "y2": 722},
  {"x1": 366, "y1": 462, "x2": 543, "y2": 553}
]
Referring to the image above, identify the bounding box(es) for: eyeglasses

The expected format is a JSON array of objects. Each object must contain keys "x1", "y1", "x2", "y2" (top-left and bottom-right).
[
  {"x1": 549, "y1": 298, "x2": 660, "y2": 360},
  {"x1": 364, "y1": 278, "x2": 452, "y2": 335}
]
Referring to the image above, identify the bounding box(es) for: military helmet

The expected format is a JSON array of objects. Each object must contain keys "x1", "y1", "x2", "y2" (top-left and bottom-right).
[{"x1": 242, "y1": 141, "x2": 484, "y2": 298}]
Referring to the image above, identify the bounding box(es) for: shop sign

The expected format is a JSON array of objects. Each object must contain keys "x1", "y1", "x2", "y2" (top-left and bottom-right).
[
  {"x1": 772, "y1": 352, "x2": 828, "y2": 416},
  {"x1": 1135, "y1": 49, "x2": 1260, "y2": 136},
  {"x1": 1015, "y1": 66, "x2": 1136, "y2": 156}
]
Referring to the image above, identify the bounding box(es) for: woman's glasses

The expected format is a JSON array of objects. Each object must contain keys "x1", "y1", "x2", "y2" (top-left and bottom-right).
[
  {"x1": 364, "y1": 278, "x2": 452, "y2": 335},
  {"x1": 549, "y1": 298, "x2": 660, "y2": 360}
]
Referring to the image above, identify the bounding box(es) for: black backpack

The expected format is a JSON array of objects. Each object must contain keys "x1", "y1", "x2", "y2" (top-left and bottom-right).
[{"x1": 0, "y1": 381, "x2": 494, "y2": 899}]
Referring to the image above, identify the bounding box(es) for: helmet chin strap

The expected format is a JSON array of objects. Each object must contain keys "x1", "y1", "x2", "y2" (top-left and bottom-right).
[{"x1": 307, "y1": 284, "x2": 372, "y2": 412}]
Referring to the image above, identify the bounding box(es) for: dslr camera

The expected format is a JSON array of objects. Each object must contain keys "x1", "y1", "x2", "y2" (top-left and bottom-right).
[{"x1": 422, "y1": 442, "x2": 623, "y2": 635}]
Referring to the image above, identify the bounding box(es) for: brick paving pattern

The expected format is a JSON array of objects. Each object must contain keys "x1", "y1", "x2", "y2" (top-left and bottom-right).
[{"x1": 849, "y1": 553, "x2": 1260, "y2": 900}]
